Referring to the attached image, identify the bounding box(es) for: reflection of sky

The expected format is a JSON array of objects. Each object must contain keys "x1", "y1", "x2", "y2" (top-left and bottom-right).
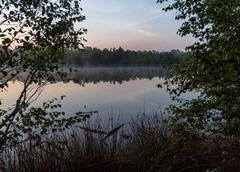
[
  {"x1": 80, "y1": 0, "x2": 195, "y2": 51},
  {"x1": 1, "y1": 78, "x2": 173, "y2": 120}
]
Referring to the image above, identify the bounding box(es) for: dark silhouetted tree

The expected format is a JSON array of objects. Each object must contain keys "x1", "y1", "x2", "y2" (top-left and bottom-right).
[
  {"x1": 159, "y1": 0, "x2": 240, "y2": 169},
  {"x1": 0, "y1": 0, "x2": 90, "y2": 150}
]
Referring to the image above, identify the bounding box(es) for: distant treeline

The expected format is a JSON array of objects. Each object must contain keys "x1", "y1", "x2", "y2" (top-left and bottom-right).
[{"x1": 63, "y1": 47, "x2": 187, "y2": 66}]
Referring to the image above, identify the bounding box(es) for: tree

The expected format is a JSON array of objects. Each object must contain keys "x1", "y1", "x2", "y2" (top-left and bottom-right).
[
  {"x1": 156, "y1": 0, "x2": 240, "y2": 170},
  {"x1": 0, "y1": 0, "x2": 90, "y2": 150},
  {"x1": 158, "y1": 0, "x2": 240, "y2": 135},
  {"x1": 157, "y1": 0, "x2": 240, "y2": 168}
]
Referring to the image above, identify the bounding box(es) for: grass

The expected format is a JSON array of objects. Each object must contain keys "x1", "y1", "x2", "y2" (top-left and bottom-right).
[
  {"x1": 0, "y1": 114, "x2": 169, "y2": 172},
  {"x1": 0, "y1": 114, "x2": 239, "y2": 172}
]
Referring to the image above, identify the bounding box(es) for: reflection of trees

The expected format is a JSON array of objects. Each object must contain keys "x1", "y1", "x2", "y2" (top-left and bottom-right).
[
  {"x1": 13, "y1": 66, "x2": 171, "y2": 85},
  {"x1": 62, "y1": 66, "x2": 171, "y2": 85}
]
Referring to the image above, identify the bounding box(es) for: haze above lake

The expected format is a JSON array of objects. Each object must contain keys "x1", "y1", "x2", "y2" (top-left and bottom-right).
[{"x1": 2, "y1": 66, "x2": 193, "y2": 121}]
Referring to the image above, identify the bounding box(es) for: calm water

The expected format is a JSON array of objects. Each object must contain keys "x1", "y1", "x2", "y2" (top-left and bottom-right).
[{"x1": 1, "y1": 66, "x2": 193, "y2": 120}]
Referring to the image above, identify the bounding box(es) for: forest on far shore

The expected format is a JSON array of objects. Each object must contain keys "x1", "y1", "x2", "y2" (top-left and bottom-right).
[{"x1": 63, "y1": 47, "x2": 187, "y2": 66}]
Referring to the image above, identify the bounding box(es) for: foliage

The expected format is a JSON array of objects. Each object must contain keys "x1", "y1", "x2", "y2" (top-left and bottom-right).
[
  {"x1": 158, "y1": 0, "x2": 240, "y2": 170},
  {"x1": 0, "y1": 0, "x2": 88, "y2": 150},
  {"x1": 64, "y1": 47, "x2": 186, "y2": 66}
]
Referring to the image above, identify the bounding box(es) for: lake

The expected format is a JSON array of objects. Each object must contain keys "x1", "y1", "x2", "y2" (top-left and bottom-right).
[{"x1": 1, "y1": 66, "x2": 192, "y2": 121}]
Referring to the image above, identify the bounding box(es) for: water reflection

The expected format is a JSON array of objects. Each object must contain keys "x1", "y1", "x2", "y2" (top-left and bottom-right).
[
  {"x1": 1, "y1": 66, "x2": 173, "y2": 120},
  {"x1": 62, "y1": 66, "x2": 170, "y2": 85}
]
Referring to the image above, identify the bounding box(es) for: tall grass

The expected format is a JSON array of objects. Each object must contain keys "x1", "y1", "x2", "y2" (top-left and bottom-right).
[
  {"x1": 0, "y1": 115, "x2": 168, "y2": 172},
  {"x1": 0, "y1": 114, "x2": 238, "y2": 172}
]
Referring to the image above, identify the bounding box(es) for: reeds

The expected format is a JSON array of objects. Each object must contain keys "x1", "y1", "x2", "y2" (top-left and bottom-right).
[
  {"x1": 0, "y1": 114, "x2": 237, "y2": 172},
  {"x1": 0, "y1": 114, "x2": 169, "y2": 172}
]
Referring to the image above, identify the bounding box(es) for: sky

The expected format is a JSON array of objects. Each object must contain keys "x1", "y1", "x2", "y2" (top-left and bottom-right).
[{"x1": 79, "y1": 0, "x2": 195, "y2": 51}]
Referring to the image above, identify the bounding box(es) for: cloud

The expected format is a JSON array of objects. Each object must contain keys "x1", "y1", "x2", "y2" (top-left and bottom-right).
[
  {"x1": 80, "y1": 0, "x2": 193, "y2": 50},
  {"x1": 135, "y1": 28, "x2": 160, "y2": 37},
  {"x1": 125, "y1": 23, "x2": 162, "y2": 38}
]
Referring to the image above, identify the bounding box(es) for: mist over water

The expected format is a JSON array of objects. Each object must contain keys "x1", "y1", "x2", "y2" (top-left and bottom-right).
[{"x1": 1, "y1": 66, "x2": 192, "y2": 121}]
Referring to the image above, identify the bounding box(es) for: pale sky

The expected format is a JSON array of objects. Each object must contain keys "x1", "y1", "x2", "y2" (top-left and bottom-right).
[{"x1": 79, "y1": 0, "x2": 194, "y2": 51}]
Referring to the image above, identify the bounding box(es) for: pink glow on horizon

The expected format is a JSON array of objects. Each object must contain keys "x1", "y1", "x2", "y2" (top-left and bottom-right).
[{"x1": 84, "y1": 34, "x2": 193, "y2": 51}]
